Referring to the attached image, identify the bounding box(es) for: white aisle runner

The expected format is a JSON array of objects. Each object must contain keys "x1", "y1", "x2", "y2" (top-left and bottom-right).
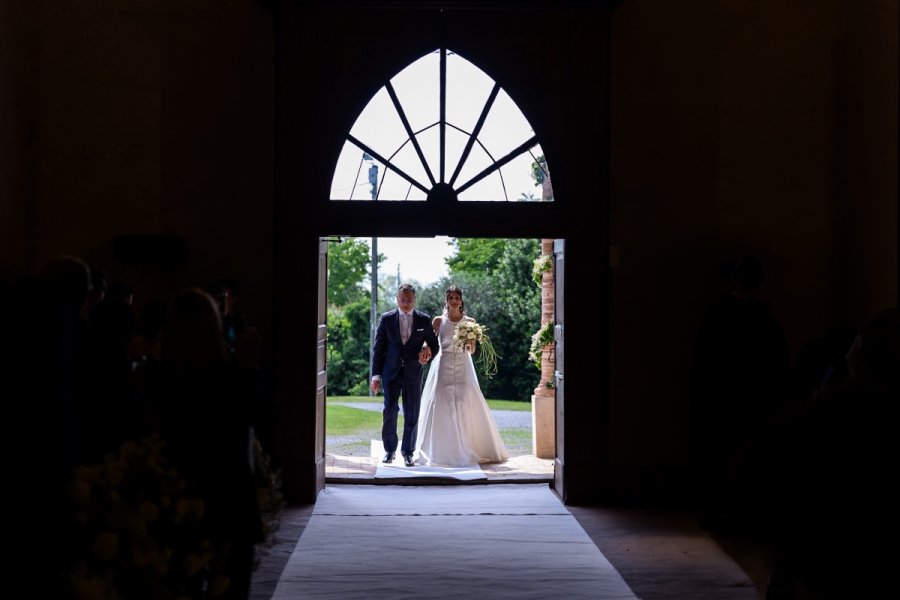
[
  {"x1": 271, "y1": 484, "x2": 640, "y2": 600},
  {"x1": 369, "y1": 440, "x2": 487, "y2": 480}
]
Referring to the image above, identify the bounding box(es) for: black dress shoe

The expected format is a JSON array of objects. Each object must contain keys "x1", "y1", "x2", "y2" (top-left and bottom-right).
[
  {"x1": 382, "y1": 452, "x2": 395, "y2": 464},
  {"x1": 403, "y1": 455, "x2": 415, "y2": 467}
]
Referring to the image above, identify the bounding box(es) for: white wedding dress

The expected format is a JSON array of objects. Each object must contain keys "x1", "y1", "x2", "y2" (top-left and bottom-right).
[{"x1": 415, "y1": 316, "x2": 509, "y2": 466}]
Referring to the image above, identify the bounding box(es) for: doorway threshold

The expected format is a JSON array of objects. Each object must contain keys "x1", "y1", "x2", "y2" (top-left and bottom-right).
[{"x1": 326, "y1": 453, "x2": 553, "y2": 485}]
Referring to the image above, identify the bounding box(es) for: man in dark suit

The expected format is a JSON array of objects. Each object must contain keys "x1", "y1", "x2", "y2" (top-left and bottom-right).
[{"x1": 370, "y1": 283, "x2": 440, "y2": 467}]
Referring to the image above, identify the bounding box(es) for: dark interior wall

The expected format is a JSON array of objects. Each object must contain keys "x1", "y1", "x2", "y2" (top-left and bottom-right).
[
  {"x1": 844, "y1": 0, "x2": 899, "y2": 326},
  {"x1": 609, "y1": 0, "x2": 897, "y2": 467},
  {"x1": 0, "y1": 1, "x2": 33, "y2": 278},
  {"x1": 2, "y1": 0, "x2": 895, "y2": 503},
  {"x1": 2, "y1": 0, "x2": 274, "y2": 344}
]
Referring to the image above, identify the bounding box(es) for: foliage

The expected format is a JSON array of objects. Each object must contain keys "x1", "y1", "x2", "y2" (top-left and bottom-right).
[
  {"x1": 435, "y1": 238, "x2": 541, "y2": 401},
  {"x1": 530, "y1": 155, "x2": 548, "y2": 187},
  {"x1": 327, "y1": 238, "x2": 381, "y2": 306},
  {"x1": 326, "y1": 298, "x2": 371, "y2": 396},
  {"x1": 444, "y1": 238, "x2": 507, "y2": 275},
  {"x1": 529, "y1": 322, "x2": 555, "y2": 370},
  {"x1": 532, "y1": 253, "x2": 553, "y2": 286}
]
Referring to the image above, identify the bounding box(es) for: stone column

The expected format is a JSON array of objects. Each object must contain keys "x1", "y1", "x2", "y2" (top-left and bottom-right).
[{"x1": 532, "y1": 238, "x2": 555, "y2": 459}]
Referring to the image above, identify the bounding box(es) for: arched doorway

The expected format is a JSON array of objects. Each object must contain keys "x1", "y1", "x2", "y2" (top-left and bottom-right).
[{"x1": 275, "y1": 4, "x2": 611, "y2": 505}]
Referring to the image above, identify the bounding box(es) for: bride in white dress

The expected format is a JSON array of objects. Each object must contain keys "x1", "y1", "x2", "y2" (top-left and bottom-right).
[{"x1": 415, "y1": 285, "x2": 509, "y2": 466}]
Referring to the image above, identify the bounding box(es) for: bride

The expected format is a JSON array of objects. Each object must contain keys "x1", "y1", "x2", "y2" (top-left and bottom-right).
[{"x1": 415, "y1": 285, "x2": 509, "y2": 466}]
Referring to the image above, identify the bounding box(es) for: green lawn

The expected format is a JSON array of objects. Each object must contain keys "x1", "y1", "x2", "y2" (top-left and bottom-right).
[
  {"x1": 325, "y1": 395, "x2": 533, "y2": 457},
  {"x1": 327, "y1": 395, "x2": 531, "y2": 411},
  {"x1": 326, "y1": 404, "x2": 388, "y2": 435}
]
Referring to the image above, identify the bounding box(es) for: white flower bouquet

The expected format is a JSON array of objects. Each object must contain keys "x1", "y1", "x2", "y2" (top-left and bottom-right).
[{"x1": 453, "y1": 318, "x2": 500, "y2": 378}]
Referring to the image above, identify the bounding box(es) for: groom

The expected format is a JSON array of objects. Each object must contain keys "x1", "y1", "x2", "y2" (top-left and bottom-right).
[{"x1": 370, "y1": 283, "x2": 440, "y2": 467}]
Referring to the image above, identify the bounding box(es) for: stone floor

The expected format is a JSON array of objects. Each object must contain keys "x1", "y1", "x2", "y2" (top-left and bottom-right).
[{"x1": 250, "y1": 483, "x2": 766, "y2": 600}]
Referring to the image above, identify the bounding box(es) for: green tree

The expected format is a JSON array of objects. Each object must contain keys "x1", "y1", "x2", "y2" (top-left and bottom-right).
[
  {"x1": 441, "y1": 238, "x2": 542, "y2": 401},
  {"x1": 325, "y1": 237, "x2": 382, "y2": 395},
  {"x1": 325, "y1": 299, "x2": 371, "y2": 395},
  {"x1": 445, "y1": 238, "x2": 507, "y2": 275},
  {"x1": 327, "y1": 238, "x2": 381, "y2": 306}
]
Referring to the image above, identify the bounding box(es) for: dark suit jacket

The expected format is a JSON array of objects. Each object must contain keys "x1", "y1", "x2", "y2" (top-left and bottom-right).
[{"x1": 371, "y1": 308, "x2": 439, "y2": 383}]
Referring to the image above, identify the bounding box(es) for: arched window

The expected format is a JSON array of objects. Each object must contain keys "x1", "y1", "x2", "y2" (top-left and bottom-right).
[{"x1": 330, "y1": 47, "x2": 552, "y2": 203}]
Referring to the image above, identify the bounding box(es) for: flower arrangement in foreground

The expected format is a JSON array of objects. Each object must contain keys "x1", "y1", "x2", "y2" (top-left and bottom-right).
[
  {"x1": 66, "y1": 434, "x2": 284, "y2": 599},
  {"x1": 453, "y1": 318, "x2": 500, "y2": 378},
  {"x1": 67, "y1": 435, "x2": 218, "y2": 599},
  {"x1": 253, "y1": 436, "x2": 284, "y2": 551}
]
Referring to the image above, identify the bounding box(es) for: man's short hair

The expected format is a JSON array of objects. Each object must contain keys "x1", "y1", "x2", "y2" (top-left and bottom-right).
[{"x1": 397, "y1": 283, "x2": 416, "y2": 296}]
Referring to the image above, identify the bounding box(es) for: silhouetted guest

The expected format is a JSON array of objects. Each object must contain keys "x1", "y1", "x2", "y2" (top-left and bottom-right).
[
  {"x1": 765, "y1": 307, "x2": 897, "y2": 599},
  {"x1": 210, "y1": 277, "x2": 277, "y2": 458},
  {"x1": 817, "y1": 323, "x2": 860, "y2": 394},
  {"x1": 79, "y1": 297, "x2": 140, "y2": 463},
  {"x1": 35, "y1": 255, "x2": 95, "y2": 469},
  {"x1": 154, "y1": 288, "x2": 263, "y2": 599},
  {"x1": 128, "y1": 298, "x2": 168, "y2": 434},
  {"x1": 129, "y1": 298, "x2": 167, "y2": 365},
  {"x1": 203, "y1": 281, "x2": 230, "y2": 318},
  {"x1": 6, "y1": 256, "x2": 92, "y2": 594},
  {"x1": 107, "y1": 281, "x2": 134, "y2": 305},
  {"x1": 690, "y1": 255, "x2": 790, "y2": 530},
  {"x1": 83, "y1": 264, "x2": 107, "y2": 319},
  {"x1": 219, "y1": 277, "x2": 247, "y2": 356}
]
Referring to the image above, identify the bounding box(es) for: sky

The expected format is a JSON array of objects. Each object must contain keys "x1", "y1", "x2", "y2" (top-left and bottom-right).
[{"x1": 374, "y1": 236, "x2": 453, "y2": 286}]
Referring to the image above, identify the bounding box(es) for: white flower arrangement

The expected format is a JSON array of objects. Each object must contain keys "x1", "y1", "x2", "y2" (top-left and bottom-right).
[{"x1": 453, "y1": 318, "x2": 500, "y2": 378}]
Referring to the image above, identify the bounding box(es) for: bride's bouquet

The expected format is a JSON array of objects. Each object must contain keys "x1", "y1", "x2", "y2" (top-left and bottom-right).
[{"x1": 453, "y1": 318, "x2": 500, "y2": 378}]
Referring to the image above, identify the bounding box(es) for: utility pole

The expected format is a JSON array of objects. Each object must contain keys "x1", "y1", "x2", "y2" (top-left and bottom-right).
[{"x1": 367, "y1": 155, "x2": 379, "y2": 396}]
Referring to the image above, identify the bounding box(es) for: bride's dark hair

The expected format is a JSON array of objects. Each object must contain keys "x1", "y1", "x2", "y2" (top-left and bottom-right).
[{"x1": 443, "y1": 285, "x2": 465, "y2": 316}]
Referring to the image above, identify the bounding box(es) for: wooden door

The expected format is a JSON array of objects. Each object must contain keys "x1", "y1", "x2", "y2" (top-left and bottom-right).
[
  {"x1": 553, "y1": 238, "x2": 565, "y2": 499},
  {"x1": 315, "y1": 238, "x2": 329, "y2": 494}
]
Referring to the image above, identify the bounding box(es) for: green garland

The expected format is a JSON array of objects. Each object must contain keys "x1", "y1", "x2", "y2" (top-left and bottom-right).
[
  {"x1": 528, "y1": 322, "x2": 555, "y2": 370},
  {"x1": 532, "y1": 254, "x2": 553, "y2": 287}
]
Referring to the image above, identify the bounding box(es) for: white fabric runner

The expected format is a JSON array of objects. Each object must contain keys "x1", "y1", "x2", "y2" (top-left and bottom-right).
[
  {"x1": 370, "y1": 440, "x2": 487, "y2": 480},
  {"x1": 375, "y1": 463, "x2": 487, "y2": 480},
  {"x1": 271, "y1": 484, "x2": 640, "y2": 599}
]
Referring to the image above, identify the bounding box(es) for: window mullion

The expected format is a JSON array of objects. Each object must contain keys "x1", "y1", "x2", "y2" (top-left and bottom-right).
[
  {"x1": 449, "y1": 82, "x2": 500, "y2": 188},
  {"x1": 456, "y1": 135, "x2": 538, "y2": 195},
  {"x1": 347, "y1": 134, "x2": 430, "y2": 196},
  {"x1": 439, "y1": 47, "x2": 447, "y2": 184},
  {"x1": 385, "y1": 82, "x2": 436, "y2": 188}
]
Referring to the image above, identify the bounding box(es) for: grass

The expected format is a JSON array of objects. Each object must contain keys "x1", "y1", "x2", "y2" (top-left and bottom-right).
[
  {"x1": 325, "y1": 395, "x2": 534, "y2": 457},
  {"x1": 327, "y1": 395, "x2": 532, "y2": 411},
  {"x1": 326, "y1": 404, "x2": 388, "y2": 435}
]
